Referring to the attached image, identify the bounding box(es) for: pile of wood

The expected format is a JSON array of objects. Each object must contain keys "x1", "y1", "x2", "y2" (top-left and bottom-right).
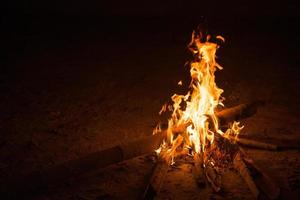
[
  {"x1": 142, "y1": 101, "x2": 284, "y2": 200},
  {"x1": 3, "y1": 101, "x2": 298, "y2": 199}
]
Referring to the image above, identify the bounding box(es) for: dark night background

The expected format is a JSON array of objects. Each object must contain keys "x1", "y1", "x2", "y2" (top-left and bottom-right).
[{"x1": 1, "y1": 0, "x2": 300, "y2": 199}]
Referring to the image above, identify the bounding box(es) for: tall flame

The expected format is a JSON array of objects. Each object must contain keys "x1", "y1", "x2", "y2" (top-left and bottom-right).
[{"x1": 157, "y1": 30, "x2": 242, "y2": 160}]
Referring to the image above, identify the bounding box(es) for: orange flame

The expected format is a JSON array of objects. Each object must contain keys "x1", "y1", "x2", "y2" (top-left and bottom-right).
[{"x1": 156, "y1": 30, "x2": 243, "y2": 161}]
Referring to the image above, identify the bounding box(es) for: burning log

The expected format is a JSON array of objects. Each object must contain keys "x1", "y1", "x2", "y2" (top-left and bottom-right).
[
  {"x1": 143, "y1": 135, "x2": 183, "y2": 199},
  {"x1": 216, "y1": 100, "x2": 265, "y2": 126},
  {"x1": 212, "y1": 135, "x2": 280, "y2": 199},
  {"x1": 232, "y1": 137, "x2": 277, "y2": 151},
  {"x1": 168, "y1": 101, "x2": 263, "y2": 133}
]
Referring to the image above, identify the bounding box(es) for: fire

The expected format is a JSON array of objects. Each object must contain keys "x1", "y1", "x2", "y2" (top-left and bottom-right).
[{"x1": 155, "y1": 30, "x2": 243, "y2": 165}]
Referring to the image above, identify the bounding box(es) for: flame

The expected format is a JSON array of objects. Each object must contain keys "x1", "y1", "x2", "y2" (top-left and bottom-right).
[
  {"x1": 159, "y1": 104, "x2": 167, "y2": 115},
  {"x1": 155, "y1": 30, "x2": 243, "y2": 163},
  {"x1": 152, "y1": 123, "x2": 162, "y2": 135},
  {"x1": 224, "y1": 121, "x2": 244, "y2": 141}
]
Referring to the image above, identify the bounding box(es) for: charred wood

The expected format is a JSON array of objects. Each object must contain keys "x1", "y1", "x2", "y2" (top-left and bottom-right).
[
  {"x1": 234, "y1": 150, "x2": 280, "y2": 199},
  {"x1": 216, "y1": 100, "x2": 265, "y2": 126},
  {"x1": 230, "y1": 137, "x2": 278, "y2": 151},
  {"x1": 143, "y1": 152, "x2": 172, "y2": 200},
  {"x1": 233, "y1": 152, "x2": 260, "y2": 199},
  {"x1": 143, "y1": 135, "x2": 183, "y2": 199},
  {"x1": 230, "y1": 136, "x2": 300, "y2": 151}
]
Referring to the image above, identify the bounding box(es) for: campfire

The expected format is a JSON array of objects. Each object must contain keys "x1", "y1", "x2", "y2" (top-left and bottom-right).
[
  {"x1": 144, "y1": 29, "x2": 280, "y2": 199},
  {"x1": 8, "y1": 27, "x2": 300, "y2": 200},
  {"x1": 153, "y1": 29, "x2": 240, "y2": 175}
]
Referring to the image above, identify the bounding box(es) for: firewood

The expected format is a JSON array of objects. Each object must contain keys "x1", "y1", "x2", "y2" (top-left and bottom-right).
[
  {"x1": 161, "y1": 101, "x2": 263, "y2": 133},
  {"x1": 222, "y1": 136, "x2": 280, "y2": 199},
  {"x1": 143, "y1": 152, "x2": 172, "y2": 200},
  {"x1": 216, "y1": 100, "x2": 265, "y2": 126},
  {"x1": 233, "y1": 152, "x2": 260, "y2": 199},
  {"x1": 234, "y1": 150, "x2": 280, "y2": 199},
  {"x1": 230, "y1": 136, "x2": 300, "y2": 151},
  {"x1": 143, "y1": 135, "x2": 183, "y2": 199},
  {"x1": 230, "y1": 137, "x2": 278, "y2": 151},
  {"x1": 239, "y1": 148, "x2": 280, "y2": 200}
]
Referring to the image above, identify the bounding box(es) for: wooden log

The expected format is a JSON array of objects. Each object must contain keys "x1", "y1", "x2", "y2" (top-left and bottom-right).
[
  {"x1": 233, "y1": 152, "x2": 260, "y2": 199},
  {"x1": 223, "y1": 136, "x2": 280, "y2": 199},
  {"x1": 143, "y1": 135, "x2": 183, "y2": 199},
  {"x1": 230, "y1": 137, "x2": 278, "y2": 151},
  {"x1": 234, "y1": 150, "x2": 280, "y2": 199},
  {"x1": 143, "y1": 152, "x2": 172, "y2": 200},
  {"x1": 161, "y1": 101, "x2": 263, "y2": 133},
  {"x1": 216, "y1": 100, "x2": 265, "y2": 126},
  {"x1": 219, "y1": 137, "x2": 280, "y2": 199},
  {"x1": 230, "y1": 136, "x2": 300, "y2": 151},
  {"x1": 239, "y1": 148, "x2": 280, "y2": 200}
]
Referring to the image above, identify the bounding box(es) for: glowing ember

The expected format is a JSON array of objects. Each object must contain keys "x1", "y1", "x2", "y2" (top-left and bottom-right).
[{"x1": 155, "y1": 29, "x2": 243, "y2": 166}]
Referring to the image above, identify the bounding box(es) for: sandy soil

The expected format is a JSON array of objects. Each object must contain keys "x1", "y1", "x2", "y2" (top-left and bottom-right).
[{"x1": 1, "y1": 17, "x2": 300, "y2": 199}]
